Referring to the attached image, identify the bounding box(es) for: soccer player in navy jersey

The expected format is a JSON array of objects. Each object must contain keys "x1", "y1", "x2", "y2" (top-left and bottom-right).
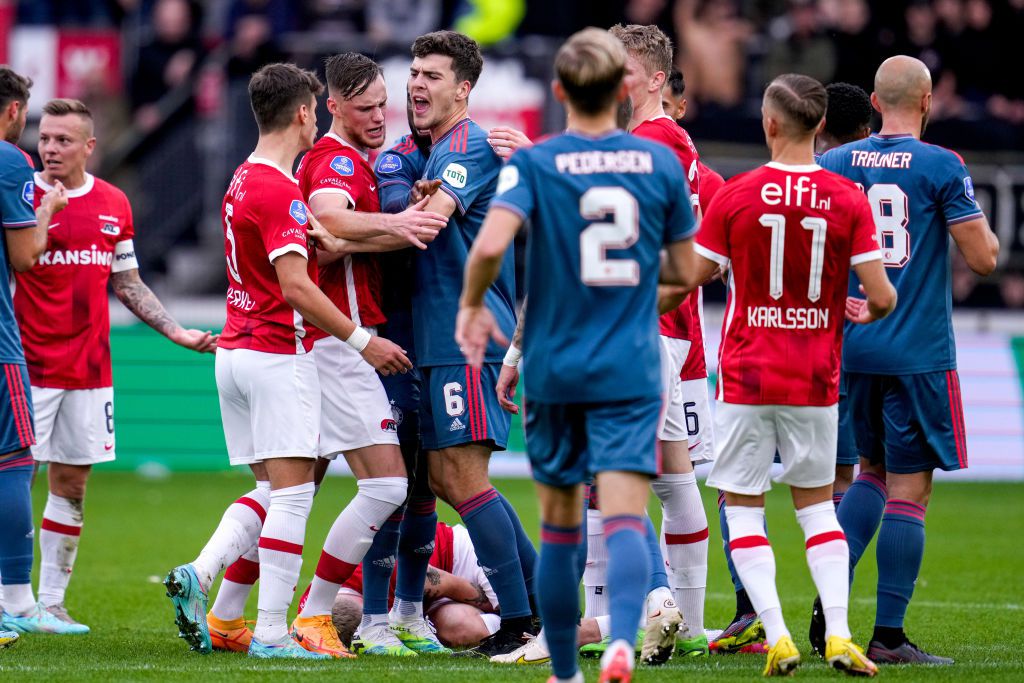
[
  {"x1": 457, "y1": 27, "x2": 700, "y2": 683},
  {"x1": 406, "y1": 30, "x2": 538, "y2": 657},
  {"x1": 0, "y1": 66, "x2": 68, "y2": 642},
  {"x1": 818, "y1": 55, "x2": 999, "y2": 665}
]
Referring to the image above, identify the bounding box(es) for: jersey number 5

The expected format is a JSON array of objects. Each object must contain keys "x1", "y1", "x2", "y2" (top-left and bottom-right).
[
  {"x1": 224, "y1": 202, "x2": 243, "y2": 285},
  {"x1": 759, "y1": 214, "x2": 827, "y2": 302},
  {"x1": 580, "y1": 187, "x2": 640, "y2": 286}
]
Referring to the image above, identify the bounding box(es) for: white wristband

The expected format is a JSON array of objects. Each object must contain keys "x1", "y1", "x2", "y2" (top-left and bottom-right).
[
  {"x1": 345, "y1": 326, "x2": 372, "y2": 352},
  {"x1": 503, "y1": 344, "x2": 522, "y2": 368}
]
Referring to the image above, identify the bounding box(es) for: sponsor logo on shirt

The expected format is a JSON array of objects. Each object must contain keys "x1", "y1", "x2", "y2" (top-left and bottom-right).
[
  {"x1": 449, "y1": 416, "x2": 466, "y2": 431},
  {"x1": 377, "y1": 153, "x2": 402, "y2": 174},
  {"x1": 37, "y1": 247, "x2": 114, "y2": 267},
  {"x1": 496, "y1": 165, "x2": 518, "y2": 195},
  {"x1": 289, "y1": 200, "x2": 308, "y2": 225},
  {"x1": 115, "y1": 248, "x2": 135, "y2": 263},
  {"x1": 101, "y1": 222, "x2": 120, "y2": 236},
  {"x1": 442, "y1": 162, "x2": 468, "y2": 189},
  {"x1": 21, "y1": 181, "x2": 33, "y2": 205},
  {"x1": 330, "y1": 155, "x2": 355, "y2": 176}
]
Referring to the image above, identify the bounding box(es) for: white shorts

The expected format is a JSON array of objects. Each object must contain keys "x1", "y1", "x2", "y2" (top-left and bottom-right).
[
  {"x1": 313, "y1": 333, "x2": 400, "y2": 459},
  {"x1": 706, "y1": 402, "x2": 838, "y2": 495},
  {"x1": 658, "y1": 337, "x2": 715, "y2": 464},
  {"x1": 426, "y1": 524, "x2": 498, "y2": 616},
  {"x1": 215, "y1": 347, "x2": 320, "y2": 467},
  {"x1": 31, "y1": 386, "x2": 116, "y2": 465}
]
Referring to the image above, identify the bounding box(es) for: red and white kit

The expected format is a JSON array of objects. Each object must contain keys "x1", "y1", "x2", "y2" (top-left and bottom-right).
[
  {"x1": 14, "y1": 173, "x2": 137, "y2": 464},
  {"x1": 633, "y1": 116, "x2": 713, "y2": 461},
  {"x1": 216, "y1": 156, "x2": 321, "y2": 466},
  {"x1": 697, "y1": 162, "x2": 881, "y2": 493},
  {"x1": 296, "y1": 132, "x2": 398, "y2": 457}
]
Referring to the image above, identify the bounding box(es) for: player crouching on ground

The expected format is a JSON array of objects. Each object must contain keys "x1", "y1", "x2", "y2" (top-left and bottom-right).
[{"x1": 690, "y1": 73, "x2": 896, "y2": 677}]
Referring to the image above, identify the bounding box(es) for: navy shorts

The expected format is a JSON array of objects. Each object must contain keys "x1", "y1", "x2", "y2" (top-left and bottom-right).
[
  {"x1": 845, "y1": 370, "x2": 968, "y2": 474},
  {"x1": 419, "y1": 363, "x2": 510, "y2": 451},
  {"x1": 524, "y1": 395, "x2": 661, "y2": 488},
  {"x1": 0, "y1": 362, "x2": 34, "y2": 455},
  {"x1": 836, "y1": 376, "x2": 858, "y2": 466}
]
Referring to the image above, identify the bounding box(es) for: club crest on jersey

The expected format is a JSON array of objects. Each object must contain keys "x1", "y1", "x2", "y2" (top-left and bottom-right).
[
  {"x1": 100, "y1": 222, "x2": 120, "y2": 236},
  {"x1": 289, "y1": 200, "x2": 308, "y2": 225},
  {"x1": 390, "y1": 401, "x2": 404, "y2": 426},
  {"x1": 380, "y1": 418, "x2": 398, "y2": 432},
  {"x1": 377, "y1": 154, "x2": 402, "y2": 174},
  {"x1": 330, "y1": 155, "x2": 355, "y2": 176},
  {"x1": 496, "y1": 165, "x2": 518, "y2": 195},
  {"x1": 443, "y1": 162, "x2": 468, "y2": 189},
  {"x1": 21, "y1": 181, "x2": 33, "y2": 205},
  {"x1": 964, "y1": 176, "x2": 976, "y2": 202}
]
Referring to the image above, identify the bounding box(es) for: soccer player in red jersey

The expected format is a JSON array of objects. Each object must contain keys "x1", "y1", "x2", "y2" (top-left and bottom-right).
[
  {"x1": 291, "y1": 52, "x2": 449, "y2": 657},
  {"x1": 690, "y1": 73, "x2": 896, "y2": 676},
  {"x1": 164, "y1": 63, "x2": 409, "y2": 660},
  {"x1": 9, "y1": 98, "x2": 215, "y2": 631},
  {"x1": 608, "y1": 23, "x2": 710, "y2": 660}
]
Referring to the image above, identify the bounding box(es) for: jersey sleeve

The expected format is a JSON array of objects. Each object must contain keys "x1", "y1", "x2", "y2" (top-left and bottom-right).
[
  {"x1": 260, "y1": 187, "x2": 311, "y2": 263},
  {"x1": 937, "y1": 153, "x2": 985, "y2": 226},
  {"x1": 375, "y1": 151, "x2": 414, "y2": 214},
  {"x1": 305, "y1": 150, "x2": 367, "y2": 209},
  {"x1": 430, "y1": 142, "x2": 492, "y2": 215},
  {"x1": 662, "y1": 158, "x2": 698, "y2": 244},
  {"x1": 847, "y1": 191, "x2": 883, "y2": 265},
  {"x1": 1, "y1": 161, "x2": 37, "y2": 229},
  {"x1": 112, "y1": 194, "x2": 139, "y2": 272},
  {"x1": 694, "y1": 184, "x2": 732, "y2": 265},
  {"x1": 489, "y1": 149, "x2": 534, "y2": 220}
]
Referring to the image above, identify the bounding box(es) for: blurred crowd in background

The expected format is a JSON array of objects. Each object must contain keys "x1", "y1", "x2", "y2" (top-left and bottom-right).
[{"x1": 6, "y1": 0, "x2": 1024, "y2": 307}]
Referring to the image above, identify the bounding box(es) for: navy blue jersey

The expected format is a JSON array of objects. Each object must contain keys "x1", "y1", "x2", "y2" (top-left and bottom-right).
[
  {"x1": 820, "y1": 134, "x2": 984, "y2": 374},
  {"x1": 0, "y1": 142, "x2": 36, "y2": 366},
  {"x1": 414, "y1": 118, "x2": 513, "y2": 366},
  {"x1": 375, "y1": 135, "x2": 428, "y2": 327},
  {"x1": 494, "y1": 130, "x2": 697, "y2": 403}
]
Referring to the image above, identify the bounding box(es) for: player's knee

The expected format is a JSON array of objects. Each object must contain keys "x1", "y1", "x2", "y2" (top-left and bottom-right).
[
  {"x1": 439, "y1": 615, "x2": 489, "y2": 647},
  {"x1": 357, "y1": 476, "x2": 409, "y2": 509},
  {"x1": 48, "y1": 466, "x2": 89, "y2": 500}
]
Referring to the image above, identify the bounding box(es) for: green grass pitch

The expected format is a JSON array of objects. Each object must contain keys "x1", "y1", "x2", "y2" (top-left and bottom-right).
[{"x1": 1, "y1": 473, "x2": 1021, "y2": 681}]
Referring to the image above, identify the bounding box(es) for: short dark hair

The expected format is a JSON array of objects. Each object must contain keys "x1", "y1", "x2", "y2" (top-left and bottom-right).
[
  {"x1": 248, "y1": 63, "x2": 324, "y2": 133},
  {"x1": 555, "y1": 28, "x2": 627, "y2": 115},
  {"x1": 411, "y1": 31, "x2": 483, "y2": 88},
  {"x1": 764, "y1": 73, "x2": 827, "y2": 134},
  {"x1": 667, "y1": 68, "x2": 685, "y2": 98},
  {"x1": 325, "y1": 52, "x2": 381, "y2": 100},
  {"x1": 0, "y1": 66, "x2": 32, "y2": 107},
  {"x1": 42, "y1": 98, "x2": 92, "y2": 120},
  {"x1": 824, "y1": 82, "x2": 872, "y2": 144}
]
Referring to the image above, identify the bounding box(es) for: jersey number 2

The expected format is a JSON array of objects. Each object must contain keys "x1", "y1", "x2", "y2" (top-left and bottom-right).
[{"x1": 580, "y1": 187, "x2": 640, "y2": 286}]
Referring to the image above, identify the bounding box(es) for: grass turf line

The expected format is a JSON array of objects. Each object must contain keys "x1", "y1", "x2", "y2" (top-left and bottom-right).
[{"x1": 0, "y1": 473, "x2": 1020, "y2": 681}]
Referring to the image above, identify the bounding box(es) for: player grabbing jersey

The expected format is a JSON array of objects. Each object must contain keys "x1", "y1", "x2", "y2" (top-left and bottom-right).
[
  {"x1": 10, "y1": 99, "x2": 216, "y2": 633},
  {"x1": 163, "y1": 63, "x2": 409, "y2": 661},
  {"x1": 818, "y1": 56, "x2": 998, "y2": 665},
  {"x1": 609, "y1": 23, "x2": 710, "y2": 662},
  {"x1": 0, "y1": 66, "x2": 69, "y2": 641},
  {"x1": 405, "y1": 30, "x2": 538, "y2": 659},
  {"x1": 692, "y1": 73, "x2": 894, "y2": 678},
  {"x1": 457, "y1": 28, "x2": 700, "y2": 683}
]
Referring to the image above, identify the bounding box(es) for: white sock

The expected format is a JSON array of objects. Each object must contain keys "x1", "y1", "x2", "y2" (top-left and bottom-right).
[
  {"x1": 359, "y1": 610, "x2": 389, "y2": 631},
  {"x1": 254, "y1": 482, "x2": 314, "y2": 643},
  {"x1": 725, "y1": 505, "x2": 789, "y2": 646},
  {"x1": 3, "y1": 583, "x2": 36, "y2": 615},
  {"x1": 583, "y1": 508, "x2": 608, "y2": 617},
  {"x1": 301, "y1": 477, "x2": 407, "y2": 617},
  {"x1": 480, "y1": 612, "x2": 501, "y2": 636},
  {"x1": 651, "y1": 472, "x2": 708, "y2": 638},
  {"x1": 38, "y1": 494, "x2": 84, "y2": 607},
  {"x1": 595, "y1": 614, "x2": 611, "y2": 640},
  {"x1": 193, "y1": 485, "x2": 270, "y2": 591},
  {"x1": 211, "y1": 543, "x2": 259, "y2": 621},
  {"x1": 796, "y1": 501, "x2": 851, "y2": 640},
  {"x1": 390, "y1": 598, "x2": 423, "y2": 623}
]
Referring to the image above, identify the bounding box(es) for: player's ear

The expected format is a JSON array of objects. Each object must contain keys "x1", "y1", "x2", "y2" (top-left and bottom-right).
[
  {"x1": 3, "y1": 100, "x2": 16, "y2": 123},
  {"x1": 84, "y1": 136, "x2": 97, "y2": 156},
  {"x1": 921, "y1": 90, "x2": 932, "y2": 114},
  {"x1": 815, "y1": 117, "x2": 826, "y2": 137},
  {"x1": 651, "y1": 70, "x2": 666, "y2": 93},
  {"x1": 679, "y1": 98, "x2": 687, "y2": 118},
  {"x1": 455, "y1": 79, "x2": 472, "y2": 102},
  {"x1": 870, "y1": 91, "x2": 882, "y2": 114},
  {"x1": 552, "y1": 80, "x2": 568, "y2": 105}
]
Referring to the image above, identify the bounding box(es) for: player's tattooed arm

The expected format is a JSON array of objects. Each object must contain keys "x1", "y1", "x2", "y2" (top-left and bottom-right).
[
  {"x1": 110, "y1": 269, "x2": 217, "y2": 353},
  {"x1": 422, "y1": 567, "x2": 496, "y2": 613},
  {"x1": 511, "y1": 297, "x2": 526, "y2": 350}
]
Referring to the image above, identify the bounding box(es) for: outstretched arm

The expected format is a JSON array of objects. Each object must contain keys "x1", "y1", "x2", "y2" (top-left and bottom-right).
[
  {"x1": 110, "y1": 268, "x2": 217, "y2": 352},
  {"x1": 423, "y1": 566, "x2": 496, "y2": 613}
]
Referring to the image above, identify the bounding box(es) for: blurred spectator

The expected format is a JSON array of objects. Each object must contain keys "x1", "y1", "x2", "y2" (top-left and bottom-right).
[
  {"x1": 366, "y1": 0, "x2": 440, "y2": 46},
  {"x1": 824, "y1": 0, "x2": 876, "y2": 91},
  {"x1": 762, "y1": 0, "x2": 836, "y2": 85},
  {"x1": 299, "y1": 0, "x2": 366, "y2": 38},
  {"x1": 224, "y1": 0, "x2": 297, "y2": 39},
  {"x1": 130, "y1": 0, "x2": 203, "y2": 131},
  {"x1": 17, "y1": 0, "x2": 127, "y2": 26},
  {"x1": 894, "y1": 0, "x2": 961, "y2": 119},
  {"x1": 675, "y1": 0, "x2": 753, "y2": 112},
  {"x1": 223, "y1": 1, "x2": 288, "y2": 80}
]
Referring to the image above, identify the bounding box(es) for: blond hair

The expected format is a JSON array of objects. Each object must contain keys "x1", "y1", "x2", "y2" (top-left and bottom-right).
[
  {"x1": 608, "y1": 23, "x2": 673, "y2": 78},
  {"x1": 555, "y1": 28, "x2": 627, "y2": 115}
]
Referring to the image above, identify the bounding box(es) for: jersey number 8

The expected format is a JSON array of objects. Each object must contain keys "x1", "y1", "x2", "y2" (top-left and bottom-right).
[
  {"x1": 865, "y1": 184, "x2": 910, "y2": 268},
  {"x1": 580, "y1": 187, "x2": 640, "y2": 286}
]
